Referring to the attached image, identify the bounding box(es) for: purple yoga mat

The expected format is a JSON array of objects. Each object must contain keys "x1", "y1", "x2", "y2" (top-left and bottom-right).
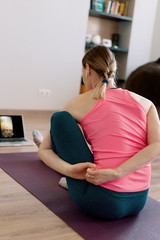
[{"x1": 0, "y1": 152, "x2": 160, "y2": 240}]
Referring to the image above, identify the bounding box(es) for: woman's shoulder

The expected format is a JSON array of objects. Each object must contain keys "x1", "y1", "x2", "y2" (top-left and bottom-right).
[
  {"x1": 127, "y1": 90, "x2": 152, "y2": 114},
  {"x1": 62, "y1": 91, "x2": 93, "y2": 121},
  {"x1": 64, "y1": 91, "x2": 91, "y2": 108}
]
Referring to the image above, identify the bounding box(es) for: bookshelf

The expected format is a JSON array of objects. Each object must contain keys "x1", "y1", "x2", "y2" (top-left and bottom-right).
[
  {"x1": 85, "y1": 0, "x2": 135, "y2": 81},
  {"x1": 89, "y1": 9, "x2": 133, "y2": 22},
  {"x1": 86, "y1": 42, "x2": 128, "y2": 53}
]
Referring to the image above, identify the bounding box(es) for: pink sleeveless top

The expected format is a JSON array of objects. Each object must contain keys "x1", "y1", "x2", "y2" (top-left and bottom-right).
[{"x1": 80, "y1": 88, "x2": 151, "y2": 192}]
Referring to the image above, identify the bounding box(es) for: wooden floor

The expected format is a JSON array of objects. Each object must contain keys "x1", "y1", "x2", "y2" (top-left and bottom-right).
[{"x1": 0, "y1": 109, "x2": 160, "y2": 240}]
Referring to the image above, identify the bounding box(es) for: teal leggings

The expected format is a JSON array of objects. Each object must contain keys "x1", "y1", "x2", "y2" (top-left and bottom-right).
[{"x1": 50, "y1": 111, "x2": 149, "y2": 220}]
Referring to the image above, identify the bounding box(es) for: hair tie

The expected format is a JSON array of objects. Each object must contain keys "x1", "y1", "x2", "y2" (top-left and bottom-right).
[{"x1": 102, "y1": 79, "x2": 109, "y2": 84}]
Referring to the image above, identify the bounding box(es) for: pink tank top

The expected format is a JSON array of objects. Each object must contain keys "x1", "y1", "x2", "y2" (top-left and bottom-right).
[{"x1": 80, "y1": 88, "x2": 151, "y2": 192}]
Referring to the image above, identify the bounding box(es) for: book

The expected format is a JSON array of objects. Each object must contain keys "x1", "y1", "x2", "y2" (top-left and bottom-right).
[
  {"x1": 115, "y1": 2, "x2": 120, "y2": 15},
  {"x1": 110, "y1": 1, "x2": 116, "y2": 14},
  {"x1": 106, "y1": 1, "x2": 112, "y2": 13},
  {"x1": 103, "y1": 0, "x2": 109, "y2": 12},
  {"x1": 109, "y1": 1, "x2": 113, "y2": 13},
  {"x1": 91, "y1": 0, "x2": 104, "y2": 12},
  {"x1": 123, "y1": 1, "x2": 128, "y2": 16},
  {"x1": 118, "y1": 2, "x2": 125, "y2": 15}
]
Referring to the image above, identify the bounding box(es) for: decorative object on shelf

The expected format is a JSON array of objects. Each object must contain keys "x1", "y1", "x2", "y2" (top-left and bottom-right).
[
  {"x1": 85, "y1": 34, "x2": 102, "y2": 51},
  {"x1": 92, "y1": 34, "x2": 101, "y2": 45},
  {"x1": 102, "y1": 38, "x2": 112, "y2": 48},
  {"x1": 85, "y1": 34, "x2": 92, "y2": 44},
  {"x1": 112, "y1": 33, "x2": 120, "y2": 48}
]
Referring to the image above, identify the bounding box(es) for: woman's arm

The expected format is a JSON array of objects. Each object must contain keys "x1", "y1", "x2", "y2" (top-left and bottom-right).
[
  {"x1": 86, "y1": 104, "x2": 160, "y2": 185},
  {"x1": 38, "y1": 131, "x2": 95, "y2": 179},
  {"x1": 38, "y1": 131, "x2": 71, "y2": 176}
]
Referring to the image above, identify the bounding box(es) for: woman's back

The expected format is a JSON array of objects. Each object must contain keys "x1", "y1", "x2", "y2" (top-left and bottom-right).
[{"x1": 79, "y1": 88, "x2": 151, "y2": 192}]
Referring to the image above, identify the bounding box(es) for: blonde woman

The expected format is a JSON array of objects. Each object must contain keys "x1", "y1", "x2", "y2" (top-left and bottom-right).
[{"x1": 38, "y1": 46, "x2": 160, "y2": 220}]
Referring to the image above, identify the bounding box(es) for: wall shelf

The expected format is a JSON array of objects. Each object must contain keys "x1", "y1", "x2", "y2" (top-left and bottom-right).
[
  {"x1": 109, "y1": 47, "x2": 128, "y2": 53},
  {"x1": 85, "y1": 43, "x2": 128, "y2": 53},
  {"x1": 89, "y1": 9, "x2": 133, "y2": 22}
]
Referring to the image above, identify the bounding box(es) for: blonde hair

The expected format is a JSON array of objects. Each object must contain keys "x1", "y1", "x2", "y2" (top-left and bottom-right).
[{"x1": 82, "y1": 46, "x2": 117, "y2": 99}]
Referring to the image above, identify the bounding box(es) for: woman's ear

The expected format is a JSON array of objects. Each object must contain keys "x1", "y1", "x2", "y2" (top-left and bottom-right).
[{"x1": 86, "y1": 64, "x2": 91, "y2": 76}]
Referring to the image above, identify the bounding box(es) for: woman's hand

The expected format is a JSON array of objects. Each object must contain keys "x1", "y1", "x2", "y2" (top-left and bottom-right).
[
  {"x1": 86, "y1": 167, "x2": 119, "y2": 185},
  {"x1": 69, "y1": 162, "x2": 96, "y2": 180}
]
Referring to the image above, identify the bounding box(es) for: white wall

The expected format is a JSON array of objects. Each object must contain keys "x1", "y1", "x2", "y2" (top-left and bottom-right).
[
  {"x1": 150, "y1": 0, "x2": 160, "y2": 61},
  {"x1": 0, "y1": 0, "x2": 90, "y2": 110},
  {"x1": 126, "y1": 0, "x2": 158, "y2": 78}
]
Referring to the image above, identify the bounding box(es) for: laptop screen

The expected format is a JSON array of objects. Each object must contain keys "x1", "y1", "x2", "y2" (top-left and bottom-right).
[{"x1": 0, "y1": 115, "x2": 24, "y2": 139}]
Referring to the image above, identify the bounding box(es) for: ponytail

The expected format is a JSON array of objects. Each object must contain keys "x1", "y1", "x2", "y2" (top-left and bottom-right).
[
  {"x1": 92, "y1": 74, "x2": 115, "y2": 100},
  {"x1": 92, "y1": 82, "x2": 107, "y2": 99}
]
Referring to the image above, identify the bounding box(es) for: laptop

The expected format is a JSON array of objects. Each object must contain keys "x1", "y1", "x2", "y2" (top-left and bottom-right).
[{"x1": 0, "y1": 115, "x2": 34, "y2": 146}]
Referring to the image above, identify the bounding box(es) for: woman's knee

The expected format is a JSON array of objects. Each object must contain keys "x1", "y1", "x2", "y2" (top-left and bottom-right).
[{"x1": 51, "y1": 111, "x2": 74, "y2": 130}]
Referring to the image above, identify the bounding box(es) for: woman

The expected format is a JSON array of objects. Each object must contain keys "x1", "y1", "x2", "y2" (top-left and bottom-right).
[{"x1": 38, "y1": 46, "x2": 160, "y2": 220}]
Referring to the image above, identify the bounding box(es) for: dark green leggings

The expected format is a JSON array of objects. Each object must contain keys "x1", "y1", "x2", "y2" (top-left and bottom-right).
[{"x1": 50, "y1": 111, "x2": 149, "y2": 220}]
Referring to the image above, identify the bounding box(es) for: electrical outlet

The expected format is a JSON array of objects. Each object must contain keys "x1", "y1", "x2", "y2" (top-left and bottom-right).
[{"x1": 38, "y1": 89, "x2": 51, "y2": 97}]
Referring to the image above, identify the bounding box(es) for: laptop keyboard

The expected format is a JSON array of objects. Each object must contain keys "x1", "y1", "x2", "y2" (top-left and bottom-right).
[{"x1": 0, "y1": 138, "x2": 27, "y2": 142}]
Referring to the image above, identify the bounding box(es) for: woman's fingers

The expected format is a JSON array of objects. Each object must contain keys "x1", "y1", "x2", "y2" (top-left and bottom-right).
[
  {"x1": 86, "y1": 170, "x2": 96, "y2": 183},
  {"x1": 87, "y1": 167, "x2": 97, "y2": 175},
  {"x1": 87, "y1": 173, "x2": 94, "y2": 179},
  {"x1": 86, "y1": 172, "x2": 99, "y2": 185},
  {"x1": 87, "y1": 162, "x2": 97, "y2": 168}
]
